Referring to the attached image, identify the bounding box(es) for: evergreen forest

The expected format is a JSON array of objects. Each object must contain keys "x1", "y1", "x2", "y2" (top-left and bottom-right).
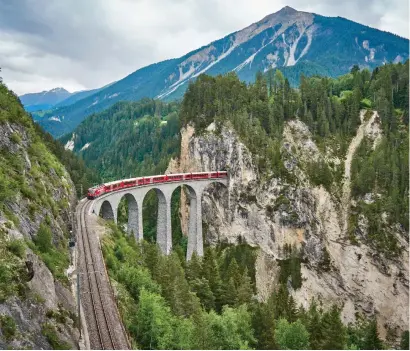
[{"x1": 70, "y1": 61, "x2": 410, "y2": 349}]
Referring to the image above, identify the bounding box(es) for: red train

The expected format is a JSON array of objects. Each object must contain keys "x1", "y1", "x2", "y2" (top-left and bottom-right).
[{"x1": 87, "y1": 171, "x2": 228, "y2": 200}]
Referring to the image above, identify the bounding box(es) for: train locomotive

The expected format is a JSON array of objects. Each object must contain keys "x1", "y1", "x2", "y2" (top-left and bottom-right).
[{"x1": 87, "y1": 171, "x2": 228, "y2": 200}]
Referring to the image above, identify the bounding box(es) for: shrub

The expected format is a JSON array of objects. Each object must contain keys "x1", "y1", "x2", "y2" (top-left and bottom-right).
[
  {"x1": 0, "y1": 314, "x2": 17, "y2": 341},
  {"x1": 6, "y1": 239, "x2": 26, "y2": 258},
  {"x1": 41, "y1": 323, "x2": 72, "y2": 350},
  {"x1": 10, "y1": 132, "x2": 22, "y2": 144}
]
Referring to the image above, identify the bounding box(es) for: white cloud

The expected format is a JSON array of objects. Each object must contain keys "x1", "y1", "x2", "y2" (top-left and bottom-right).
[{"x1": 0, "y1": 0, "x2": 407, "y2": 95}]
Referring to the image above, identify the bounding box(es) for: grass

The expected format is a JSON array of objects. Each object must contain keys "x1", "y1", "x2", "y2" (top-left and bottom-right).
[
  {"x1": 0, "y1": 228, "x2": 28, "y2": 302},
  {"x1": 0, "y1": 314, "x2": 17, "y2": 341},
  {"x1": 27, "y1": 223, "x2": 70, "y2": 286},
  {"x1": 6, "y1": 239, "x2": 26, "y2": 258},
  {"x1": 41, "y1": 323, "x2": 72, "y2": 350}
]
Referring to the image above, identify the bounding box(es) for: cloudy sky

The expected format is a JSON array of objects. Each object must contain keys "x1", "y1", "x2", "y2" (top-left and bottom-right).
[{"x1": 0, "y1": 0, "x2": 408, "y2": 95}]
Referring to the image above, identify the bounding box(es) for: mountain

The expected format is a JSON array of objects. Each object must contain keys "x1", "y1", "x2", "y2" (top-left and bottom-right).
[
  {"x1": 34, "y1": 6, "x2": 409, "y2": 137},
  {"x1": 53, "y1": 82, "x2": 115, "y2": 108},
  {"x1": 0, "y1": 82, "x2": 79, "y2": 349},
  {"x1": 19, "y1": 87, "x2": 71, "y2": 112}
]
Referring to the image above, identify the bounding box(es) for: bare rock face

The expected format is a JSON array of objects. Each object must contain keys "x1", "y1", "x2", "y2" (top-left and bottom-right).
[{"x1": 169, "y1": 117, "x2": 408, "y2": 341}]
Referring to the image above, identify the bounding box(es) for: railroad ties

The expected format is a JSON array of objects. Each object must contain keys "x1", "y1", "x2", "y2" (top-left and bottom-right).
[{"x1": 77, "y1": 200, "x2": 129, "y2": 350}]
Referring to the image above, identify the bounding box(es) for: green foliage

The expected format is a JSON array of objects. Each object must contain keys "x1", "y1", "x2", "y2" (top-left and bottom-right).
[
  {"x1": 321, "y1": 305, "x2": 347, "y2": 349},
  {"x1": 278, "y1": 245, "x2": 302, "y2": 289},
  {"x1": 30, "y1": 222, "x2": 70, "y2": 285},
  {"x1": 10, "y1": 132, "x2": 22, "y2": 144},
  {"x1": 400, "y1": 330, "x2": 409, "y2": 350},
  {"x1": 6, "y1": 239, "x2": 26, "y2": 258},
  {"x1": 193, "y1": 305, "x2": 256, "y2": 350},
  {"x1": 0, "y1": 229, "x2": 28, "y2": 302},
  {"x1": 41, "y1": 323, "x2": 72, "y2": 350},
  {"x1": 363, "y1": 318, "x2": 384, "y2": 350},
  {"x1": 60, "y1": 99, "x2": 180, "y2": 181},
  {"x1": 306, "y1": 159, "x2": 334, "y2": 191},
  {"x1": 0, "y1": 314, "x2": 17, "y2": 341},
  {"x1": 101, "y1": 222, "x2": 390, "y2": 349},
  {"x1": 36, "y1": 124, "x2": 101, "y2": 197},
  {"x1": 347, "y1": 316, "x2": 386, "y2": 350},
  {"x1": 275, "y1": 318, "x2": 310, "y2": 350},
  {"x1": 181, "y1": 72, "x2": 292, "y2": 177}
]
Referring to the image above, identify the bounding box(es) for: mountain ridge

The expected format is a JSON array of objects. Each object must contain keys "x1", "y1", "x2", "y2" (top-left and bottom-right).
[{"x1": 32, "y1": 6, "x2": 409, "y2": 137}]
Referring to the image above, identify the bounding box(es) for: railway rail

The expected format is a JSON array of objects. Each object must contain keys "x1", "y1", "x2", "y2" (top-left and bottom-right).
[{"x1": 76, "y1": 200, "x2": 129, "y2": 349}]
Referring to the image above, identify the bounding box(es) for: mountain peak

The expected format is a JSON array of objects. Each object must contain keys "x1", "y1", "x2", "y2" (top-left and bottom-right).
[
  {"x1": 50, "y1": 87, "x2": 70, "y2": 93},
  {"x1": 277, "y1": 6, "x2": 298, "y2": 14}
]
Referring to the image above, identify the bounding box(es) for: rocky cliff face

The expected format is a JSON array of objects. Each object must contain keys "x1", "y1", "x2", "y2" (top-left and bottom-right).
[
  {"x1": 167, "y1": 114, "x2": 409, "y2": 342},
  {"x1": 0, "y1": 111, "x2": 79, "y2": 348}
]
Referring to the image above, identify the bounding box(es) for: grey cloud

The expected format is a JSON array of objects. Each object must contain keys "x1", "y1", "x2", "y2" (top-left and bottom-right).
[{"x1": 0, "y1": 0, "x2": 407, "y2": 95}]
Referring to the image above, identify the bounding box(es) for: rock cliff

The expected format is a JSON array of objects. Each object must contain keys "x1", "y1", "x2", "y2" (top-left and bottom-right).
[
  {"x1": 0, "y1": 85, "x2": 79, "y2": 349},
  {"x1": 167, "y1": 113, "x2": 409, "y2": 342}
]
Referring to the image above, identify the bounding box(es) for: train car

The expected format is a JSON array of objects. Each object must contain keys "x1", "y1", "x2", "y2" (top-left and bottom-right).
[
  {"x1": 87, "y1": 184, "x2": 105, "y2": 199},
  {"x1": 167, "y1": 173, "x2": 184, "y2": 182},
  {"x1": 153, "y1": 175, "x2": 167, "y2": 183},
  {"x1": 87, "y1": 171, "x2": 228, "y2": 200},
  {"x1": 192, "y1": 172, "x2": 209, "y2": 180}
]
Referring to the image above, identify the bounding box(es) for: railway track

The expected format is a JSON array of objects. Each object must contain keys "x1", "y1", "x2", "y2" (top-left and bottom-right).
[{"x1": 77, "y1": 199, "x2": 129, "y2": 349}]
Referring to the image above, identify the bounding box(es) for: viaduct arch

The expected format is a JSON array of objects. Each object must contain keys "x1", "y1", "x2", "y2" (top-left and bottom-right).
[{"x1": 91, "y1": 177, "x2": 228, "y2": 260}]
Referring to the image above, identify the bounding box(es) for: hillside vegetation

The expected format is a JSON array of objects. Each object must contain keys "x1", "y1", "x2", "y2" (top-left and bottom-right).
[
  {"x1": 102, "y1": 224, "x2": 396, "y2": 350},
  {"x1": 181, "y1": 61, "x2": 409, "y2": 256},
  {"x1": 80, "y1": 61, "x2": 410, "y2": 349},
  {"x1": 60, "y1": 99, "x2": 180, "y2": 181},
  {"x1": 0, "y1": 79, "x2": 84, "y2": 348}
]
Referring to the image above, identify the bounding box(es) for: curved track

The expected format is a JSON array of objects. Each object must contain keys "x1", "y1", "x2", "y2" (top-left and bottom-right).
[{"x1": 76, "y1": 200, "x2": 129, "y2": 349}]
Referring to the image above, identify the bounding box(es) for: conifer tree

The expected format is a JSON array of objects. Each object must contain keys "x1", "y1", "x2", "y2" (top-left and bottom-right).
[
  {"x1": 190, "y1": 277, "x2": 215, "y2": 311},
  {"x1": 236, "y1": 267, "x2": 253, "y2": 306},
  {"x1": 363, "y1": 318, "x2": 383, "y2": 350},
  {"x1": 306, "y1": 300, "x2": 324, "y2": 349},
  {"x1": 186, "y1": 252, "x2": 202, "y2": 282},
  {"x1": 321, "y1": 305, "x2": 346, "y2": 349},
  {"x1": 400, "y1": 330, "x2": 409, "y2": 350},
  {"x1": 250, "y1": 301, "x2": 277, "y2": 350},
  {"x1": 202, "y1": 248, "x2": 224, "y2": 311}
]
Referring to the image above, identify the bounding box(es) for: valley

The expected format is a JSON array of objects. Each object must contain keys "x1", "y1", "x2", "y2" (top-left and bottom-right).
[{"x1": 0, "y1": 4, "x2": 409, "y2": 350}]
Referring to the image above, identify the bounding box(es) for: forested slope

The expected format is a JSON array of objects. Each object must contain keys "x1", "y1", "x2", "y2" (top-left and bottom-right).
[
  {"x1": 60, "y1": 99, "x2": 180, "y2": 181},
  {"x1": 61, "y1": 61, "x2": 409, "y2": 348},
  {"x1": 0, "y1": 80, "x2": 80, "y2": 348},
  {"x1": 73, "y1": 61, "x2": 409, "y2": 349}
]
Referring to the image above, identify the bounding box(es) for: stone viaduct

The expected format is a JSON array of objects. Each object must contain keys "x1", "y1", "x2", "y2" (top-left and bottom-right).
[{"x1": 88, "y1": 177, "x2": 228, "y2": 260}]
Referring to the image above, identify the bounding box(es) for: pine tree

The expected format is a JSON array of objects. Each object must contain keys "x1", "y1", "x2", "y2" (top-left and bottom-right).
[
  {"x1": 321, "y1": 305, "x2": 346, "y2": 349},
  {"x1": 270, "y1": 284, "x2": 289, "y2": 320},
  {"x1": 236, "y1": 267, "x2": 253, "y2": 306},
  {"x1": 221, "y1": 277, "x2": 237, "y2": 307},
  {"x1": 202, "y1": 248, "x2": 224, "y2": 312},
  {"x1": 251, "y1": 302, "x2": 277, "y2": 349},
  {"x1": 186, "y1": 252, "x2": 202, "y2": 282},
  {"x1": 400, "y1": 330, "x2": 409, "y2": 350},
  {"x1": 286, "y1": 295, "x2": 298, "y2": 322},
  {"x1": 363, "y1": 318, "x2": 383, "y2": 350},
  {"x1": 225, "y1": 258, "x2": 241, "y2": 287},
  {"x1": 190, "y1": 277, "x2": 215, "y2": 311},
  {"x1": 306, "y1": 300, "x2": 324, "y2": 349}
]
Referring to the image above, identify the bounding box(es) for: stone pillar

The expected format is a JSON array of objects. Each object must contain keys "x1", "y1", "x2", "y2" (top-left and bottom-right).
[
  {"x1": 156, "y1": 190, "x2": 172, "y2": 255},
  {"x1": 187, "y1": 189, "x2": 203, "y2": 260},
  {"x1": 137, "y1": 199, "x2": 144, "y2": 241},
  {"x1": 101, "y1": 200, "x2": 116, "y2": 223},
  {"x1": 126, "y1": 194, "x2": 139, "y2": 240}
]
